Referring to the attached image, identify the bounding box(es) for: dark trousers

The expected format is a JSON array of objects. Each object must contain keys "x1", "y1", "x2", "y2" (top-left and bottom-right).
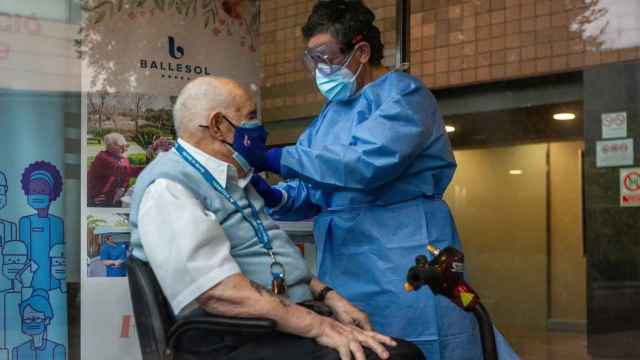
[{"x1": 174, "y1": 331, "x2": 425, "y2": 360}]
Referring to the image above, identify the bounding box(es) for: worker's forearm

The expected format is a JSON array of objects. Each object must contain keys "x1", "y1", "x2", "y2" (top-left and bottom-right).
[{"x1": 196, "y1": 274, "x2": 322, "y2": 338}]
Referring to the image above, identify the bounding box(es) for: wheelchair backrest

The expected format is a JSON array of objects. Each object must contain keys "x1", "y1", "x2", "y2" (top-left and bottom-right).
[{"x1": 128, "y1": 256, "x2": 176, "y2": 360}]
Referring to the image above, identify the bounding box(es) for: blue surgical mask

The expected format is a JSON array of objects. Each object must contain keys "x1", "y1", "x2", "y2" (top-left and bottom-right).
[
  {"x1": 27, "y1": 194, "x2": 50, "y2": 210},
  {"x1": 3, "y1": 263, "x2": 24, "y2": 279},
  {"x1": 200, "y1": 116, "x2": 268, "y2": 173},
  {"x1": 22, "y1": 319, "x2": 46, "y2": 336},
  {"x1": 315, "y1": 59, "x2": 363, "y2": 102},
  {"x1": 52, "y1": 265, "x2": 66, "y2": 280}
]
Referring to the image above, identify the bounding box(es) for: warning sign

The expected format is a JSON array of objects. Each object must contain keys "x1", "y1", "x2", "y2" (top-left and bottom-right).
[{"x1": 620, "y1": 168, "x2": 640, "y2": 207}]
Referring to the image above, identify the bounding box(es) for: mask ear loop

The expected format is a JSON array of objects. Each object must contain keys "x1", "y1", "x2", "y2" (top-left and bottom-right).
[
  {"x1": 345, "y1": 43, "x2": 365, "y2": 81},
  {"x1": 199, "y1": 114, "x2": 237, "y2": 147}
]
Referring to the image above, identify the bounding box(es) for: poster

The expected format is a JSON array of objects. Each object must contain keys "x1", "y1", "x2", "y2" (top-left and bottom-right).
[
  {"x1": 80, "y1": 1, "x2": 260, "y2": 359},
  {"x1": 0, "y1": 99, "x2": 69, "y2": 360}
]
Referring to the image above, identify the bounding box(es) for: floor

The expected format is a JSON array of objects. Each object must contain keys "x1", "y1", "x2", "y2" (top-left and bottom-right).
[
  {"x1": 508, "y1": 329, "x2": 640, "y2": 360},
  {"x1": 509, "y1": 330, "x2": 591, "y2": 360}
]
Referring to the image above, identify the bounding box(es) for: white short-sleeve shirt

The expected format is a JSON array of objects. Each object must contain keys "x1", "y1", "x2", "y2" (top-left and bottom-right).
[{"x1": 138, "y1": 139, "x2": 245, "y2": 314}]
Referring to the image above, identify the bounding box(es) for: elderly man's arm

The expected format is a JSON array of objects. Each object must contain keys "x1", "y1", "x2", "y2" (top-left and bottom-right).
[
  {"x1": 139, "y1": 178, "x2": 396, "y2": 360},
  {"x1": 196, "y1": 273, "x2": 396, "y2": 360},
  {"x1": 309, "y1": 277, "x2": 373, "y2": 331}
]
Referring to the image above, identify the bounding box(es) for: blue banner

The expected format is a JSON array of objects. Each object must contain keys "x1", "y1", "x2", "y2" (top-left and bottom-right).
[{"x1": 0, "y1": 92, "x2": 68, "y2": 360}]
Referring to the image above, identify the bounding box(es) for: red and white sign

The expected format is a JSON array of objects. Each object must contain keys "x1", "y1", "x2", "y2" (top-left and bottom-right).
[
  {"x1": 620, "y1": 168, "x2": 640, "y2": 207},
  {"x1": 602, "y1": 112, "x2": 628, "y2": 139},
  {"x1": 596, "y1": 139, "x2": 634, "y2": 168}
]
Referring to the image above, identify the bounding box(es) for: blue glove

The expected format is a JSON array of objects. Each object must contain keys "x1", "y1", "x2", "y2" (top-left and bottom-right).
[
  {"x1": 265, "y1": 148, "x2": 282, "y2": 174},
  {"x1": 250, "y1": 174, "x2": 285, "y2": 208}
]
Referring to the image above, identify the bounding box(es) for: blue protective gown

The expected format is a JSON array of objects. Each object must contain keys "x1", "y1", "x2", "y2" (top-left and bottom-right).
[
  {"x1": 18, "y1": 214, "x2": 64, "y2": 290},
  {"x1": 11, "y1": 339, "x2": 65, "y2": 360},
  {"x1": 270, "y1": 71, "x2": 519, "y2": 359}
]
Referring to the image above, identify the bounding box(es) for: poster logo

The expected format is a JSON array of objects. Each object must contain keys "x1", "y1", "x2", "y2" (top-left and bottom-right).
[
  {"x1": 139, "y1": 36, "x2": 210, "y2": 79},
  {"x1": 168, "y1": 36, "x2": 184, "y2": 59}
]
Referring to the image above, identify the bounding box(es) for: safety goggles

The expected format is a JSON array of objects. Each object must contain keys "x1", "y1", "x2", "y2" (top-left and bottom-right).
[{"x1": 303, "y1": 41, "x2": 359, "y2": 76}]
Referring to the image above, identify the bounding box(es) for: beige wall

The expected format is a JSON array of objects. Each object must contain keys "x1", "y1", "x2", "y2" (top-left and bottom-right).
[
  {"x1": 549, "y1": 141, "x2": 587, "y2": 323},
  {"x1": 260, "y1": 1, "x2": 640, "y2": 124},
  {"x1": 444, "y1": 141, "x2": 586, "y2": 330},
  {"x1": 445, "y1": 143, "x2": 549, "y2": 330}
]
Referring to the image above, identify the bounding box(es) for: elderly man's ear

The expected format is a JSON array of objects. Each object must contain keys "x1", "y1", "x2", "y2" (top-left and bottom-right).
[{"x1": 206, "y1": 112, "x2": 230, "y2": 142}]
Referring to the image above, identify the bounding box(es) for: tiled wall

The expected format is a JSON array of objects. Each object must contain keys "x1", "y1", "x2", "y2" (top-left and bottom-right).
[
  {"x1": 409, "y1": 0, "x2": 640, "y2": 89},
  {"x1": 260, "y1": 0, "x2": 640, "y2": 123},
  {"x1": 260, "y1": 0, "x2": 397, "y2": 122}
]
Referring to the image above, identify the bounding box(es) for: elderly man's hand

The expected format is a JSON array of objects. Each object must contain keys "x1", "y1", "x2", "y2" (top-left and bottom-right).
[
  {"x1": 313, "y1": 316, "x2": 396, "y2": 360},
  {"x1": 324, "y1": 291, "x2": 373, "y2": 331}
]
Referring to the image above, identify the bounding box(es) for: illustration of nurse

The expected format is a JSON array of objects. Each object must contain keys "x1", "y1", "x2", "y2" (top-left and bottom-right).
[
  {"x1": 18, "y1": 162, "x2": 64, "y2": 291},
  {"x1": 11, "y1": 289, "x2": 65, "y2": 360},
  {"x1": 0, "y1": 171, "x2": 17, "y2": 249}
]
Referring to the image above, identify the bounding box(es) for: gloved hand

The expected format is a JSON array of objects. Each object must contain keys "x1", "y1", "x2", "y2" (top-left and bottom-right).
[{"x1": 250, "y1": 174, "x2": 285, "y2": 208}]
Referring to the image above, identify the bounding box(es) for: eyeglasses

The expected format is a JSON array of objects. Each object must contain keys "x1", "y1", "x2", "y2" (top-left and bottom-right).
[
  {"x1": 303, "y1": 42, "x2": 359, "y2": 76},
  {"x1": 23, "y1": 317, "x2": 45, "y2": 324},
  {"x1": 199, "y1": 114, "x2": 259, "y2": 130}
]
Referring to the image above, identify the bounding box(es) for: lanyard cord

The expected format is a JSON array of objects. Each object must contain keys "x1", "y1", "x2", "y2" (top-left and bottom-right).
[{"x1": 174, "y1": 143, "x2": 278, "y2": 259}]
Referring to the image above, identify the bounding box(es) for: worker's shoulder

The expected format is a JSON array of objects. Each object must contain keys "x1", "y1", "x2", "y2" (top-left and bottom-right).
[{"x1": 365, "y1": 70, "x2": 426, "y2": 95}]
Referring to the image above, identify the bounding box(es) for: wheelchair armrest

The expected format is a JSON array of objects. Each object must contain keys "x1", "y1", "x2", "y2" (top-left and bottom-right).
[{"x1": 168, "y1": 315, "x2": 276, "y2": 350}]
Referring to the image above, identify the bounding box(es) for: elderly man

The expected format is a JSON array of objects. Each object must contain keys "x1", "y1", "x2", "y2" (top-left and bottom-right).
[
  {"x1": 128, "y1": 77, "x2": 424, "y2": 360},
  {"x1": 87, "y1": 132, "x2": 143, "y2": 207}
]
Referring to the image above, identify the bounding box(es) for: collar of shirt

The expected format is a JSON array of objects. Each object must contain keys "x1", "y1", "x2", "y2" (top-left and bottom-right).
[{"x1": 175, "y1": 138, "x2": 253, "y2": 189}]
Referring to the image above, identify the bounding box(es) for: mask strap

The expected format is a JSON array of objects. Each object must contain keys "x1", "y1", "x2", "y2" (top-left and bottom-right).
[
  {"x1": 199, "y1": 114, "x2": 237, "y2": 146},
  {"x1": 222, "y1": 114, "x2": 237, "y2": 130},
  {"x1": 351, "y1": 62, "x2": 364, "y2": 80}
]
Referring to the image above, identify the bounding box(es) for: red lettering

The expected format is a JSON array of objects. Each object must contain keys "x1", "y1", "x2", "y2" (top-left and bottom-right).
[{"x1": 120, "y1": 315, "x2": 132, "y2": 338}]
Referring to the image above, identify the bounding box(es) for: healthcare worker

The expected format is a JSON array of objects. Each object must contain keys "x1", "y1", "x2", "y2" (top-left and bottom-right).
[
  {"x1": 99, "y1": 234, "x2": 128, "y2": 277},
  {"x1": 47, "y1": 244, "x2": 68, "y2": 351},
  {"x1": 242, "y1": 1, "x2": 519, "y2": 358},
  {"x1": 18, "y1": 162, "x2": 64, "y2": 291},
  {"x1": 0, "y1": 171, "x2": 18, "y2": 293},
  {"x1": 11, "y1": 289, "x2": 65, "y2": 360},
  {"x1": 0, "y1": 172, "x2": 17, "y2": 249},
  {"x1": 1, "y1": 241, "x2": 32, "y2": 358}
]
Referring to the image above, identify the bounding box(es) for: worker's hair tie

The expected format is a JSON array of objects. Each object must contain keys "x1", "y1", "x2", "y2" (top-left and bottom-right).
[{"x1": 352, "y1": 34, "x2": 364, "y2": 44}]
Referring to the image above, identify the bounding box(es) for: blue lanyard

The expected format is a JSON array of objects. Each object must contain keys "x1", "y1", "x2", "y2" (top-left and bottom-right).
[{"x1": 174, "y1": 142, "x2": 274, "y2": 252}]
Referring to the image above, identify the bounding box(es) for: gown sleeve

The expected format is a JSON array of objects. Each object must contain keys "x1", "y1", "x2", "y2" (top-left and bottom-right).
[
  {"x1": 268, "y1": 179, "x2": 321, "y2": 221},
  {"x1": 280, "y1": 84, "x2": 437, "y2": 190}
]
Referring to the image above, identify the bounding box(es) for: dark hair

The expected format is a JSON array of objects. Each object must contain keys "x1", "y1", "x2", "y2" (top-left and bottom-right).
[{"x1": 302, "y1": 0, "x2": 384, "y2": 66}]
